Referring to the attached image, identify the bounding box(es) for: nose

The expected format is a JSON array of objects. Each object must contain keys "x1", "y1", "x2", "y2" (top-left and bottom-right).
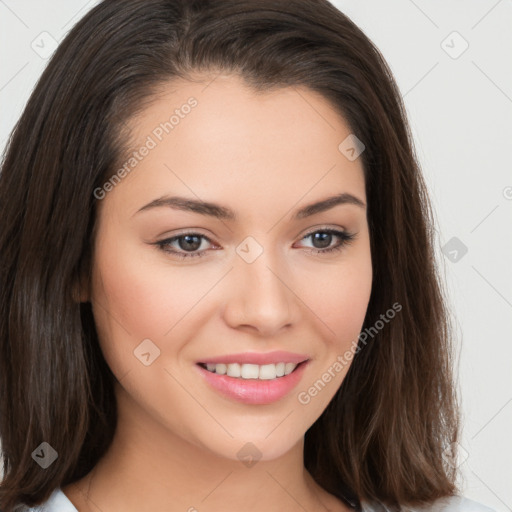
[{"x1": 222, "y1": 246, "x2": 299, "y2": 337}]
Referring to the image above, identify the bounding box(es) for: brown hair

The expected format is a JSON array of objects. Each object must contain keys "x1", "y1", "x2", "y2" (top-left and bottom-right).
[{"x1": 0, "y1": 0, "x2": 459, "y2": 510}]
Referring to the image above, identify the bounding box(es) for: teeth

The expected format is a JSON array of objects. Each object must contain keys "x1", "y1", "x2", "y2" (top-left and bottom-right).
[
  {"x1": 226, "y1": 363, "x2": 241, "y2": 377},
  {"x1": 203, "y1": 362, "x2": 300, "y2": 379},
  {"x1": 241, "y1": 364, "x2": 259, "y2": 379}
]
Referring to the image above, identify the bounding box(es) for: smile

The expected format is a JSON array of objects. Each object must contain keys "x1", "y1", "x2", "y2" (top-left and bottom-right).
[
  {"x1": 198, "y1": 362, "x2": 299, "y2": 380},
  {"x1": 195, "y1": 360, "x2": 309, "y2": 405}
]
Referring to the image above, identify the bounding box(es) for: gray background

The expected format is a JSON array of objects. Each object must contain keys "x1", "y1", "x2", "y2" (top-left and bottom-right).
[{"x1": 0, "y1": 1, "x2": 511, "y2": 510}]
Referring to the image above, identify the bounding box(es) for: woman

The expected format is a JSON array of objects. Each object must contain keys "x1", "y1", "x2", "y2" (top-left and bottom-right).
[{"x1": 0, "y1": 0, "x2": 496, "y2": 511}]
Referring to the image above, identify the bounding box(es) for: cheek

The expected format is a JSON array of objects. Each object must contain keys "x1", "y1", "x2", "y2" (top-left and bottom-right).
[
  {"x1": 89, "y1": 233, "x2": 226, "y2": 383},
  {"x1": 299, "y1": 248, "x2": 373, "y2": 350},
  {"x1": 91, "y1": 240, "x2": 208, "y2": 340},
  {"x1": 88, "y1": 232, "x2": 172, "y2": 378},
  {"x1": 327, "y1": 271, "x2": 372, "y2": 342}
]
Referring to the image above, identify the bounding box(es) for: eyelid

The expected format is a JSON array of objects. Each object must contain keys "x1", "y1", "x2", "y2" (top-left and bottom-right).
[{"x1": 299, "y1": 223, "x2": 348, "y2": 237}]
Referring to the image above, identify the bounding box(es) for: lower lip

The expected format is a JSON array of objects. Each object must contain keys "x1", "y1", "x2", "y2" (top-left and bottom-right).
[{"x1": 195, "y1": 361, "x2": 309, "y2": 405}]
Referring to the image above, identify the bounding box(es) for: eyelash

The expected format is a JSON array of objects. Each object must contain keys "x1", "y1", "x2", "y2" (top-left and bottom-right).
[{"x1": 154, "y1": 228, "x2": 356, "y2": 260}]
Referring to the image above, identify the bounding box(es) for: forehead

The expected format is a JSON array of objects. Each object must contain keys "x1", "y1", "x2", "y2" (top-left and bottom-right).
[{"x1": 102, "y1": 74, "x2": 366, "y2": 219}]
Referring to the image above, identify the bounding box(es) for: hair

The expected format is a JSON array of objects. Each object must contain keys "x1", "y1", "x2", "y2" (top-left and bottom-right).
[{"x1": 0, "y1": 0, "x2": 460, "y2": 510}]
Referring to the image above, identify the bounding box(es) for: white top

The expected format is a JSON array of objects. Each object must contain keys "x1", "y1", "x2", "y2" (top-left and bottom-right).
[
  {"x1": 20, "y1": 488, "x2": 497, "y2": 511},
  {"x1": 361, "y1": 494, "x2": 497, "y2": 511}
]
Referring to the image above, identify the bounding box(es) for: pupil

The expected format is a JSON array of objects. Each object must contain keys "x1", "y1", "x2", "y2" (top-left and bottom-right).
[
  {"x1": 313, "y1": 232, "x2": 331, "y2": 249},
  {"x1": 180, "y1": 235, "x2": 201, "y2": 251}
]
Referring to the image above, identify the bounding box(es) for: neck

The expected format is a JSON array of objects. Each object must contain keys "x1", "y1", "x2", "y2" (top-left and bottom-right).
[{"x1": 63, "y1": 381, "x2": 342, "y2": 512}]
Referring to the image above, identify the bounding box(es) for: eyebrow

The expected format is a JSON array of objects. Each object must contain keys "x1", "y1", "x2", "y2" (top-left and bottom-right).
[{"x1": 134, "y1": 192, "x2": 366, "y2": 221}]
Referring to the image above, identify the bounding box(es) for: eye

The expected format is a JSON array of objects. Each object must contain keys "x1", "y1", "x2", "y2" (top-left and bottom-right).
[
  {"x1": 296, "y1": 228, "x2": 356, "y2": 255},
  {"x1": 155, "y1": 233, "x2": 216, "y2": 259},
  {"x1": 153, "y1": 228, "x2": 356, "y2": 260}
]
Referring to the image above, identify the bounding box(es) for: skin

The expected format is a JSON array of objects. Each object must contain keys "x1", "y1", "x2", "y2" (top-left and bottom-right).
[{"x1": 63, "y1": 73, "x2": 372, "y2": 512}]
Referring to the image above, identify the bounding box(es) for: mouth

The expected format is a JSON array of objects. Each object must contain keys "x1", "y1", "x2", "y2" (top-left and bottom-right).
[
  {"x1": 196, "y1": 360, "x2": 308, "y2": 380},
  {"x1": 195, "y1": 359, "x2": 310, "y2": 405}
]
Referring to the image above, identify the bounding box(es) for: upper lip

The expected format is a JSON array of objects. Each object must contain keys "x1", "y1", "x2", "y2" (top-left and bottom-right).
[{"x1": 198, "y1": 350, "x2": 309, "y2": 365}]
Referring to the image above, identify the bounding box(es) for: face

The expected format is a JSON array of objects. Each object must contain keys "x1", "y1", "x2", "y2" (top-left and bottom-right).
[{"x1": 87, "y1": 74, "x2": 372, "y2": 462}]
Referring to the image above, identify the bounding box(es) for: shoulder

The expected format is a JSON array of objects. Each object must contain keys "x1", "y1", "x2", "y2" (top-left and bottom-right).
[
  {"x1": 16, "y1": 488, "x2": 78, "y2": 512},
  {"x1": 361, "y1": 495, "x2": 497, "y2": 512}
]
